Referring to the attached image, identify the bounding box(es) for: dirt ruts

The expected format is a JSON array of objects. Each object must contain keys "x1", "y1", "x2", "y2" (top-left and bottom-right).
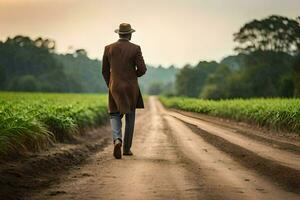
[{"x1": 1, "y1": 96, "x2": 299, "y2": 200}]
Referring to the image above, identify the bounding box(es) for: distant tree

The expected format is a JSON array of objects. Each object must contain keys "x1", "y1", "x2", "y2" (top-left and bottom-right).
[
  {"x1": 200, "y1": 65, "x2": 231, "y2": 99},
  {"x1": 9, "y1": 75, "x2": 39, "y2": 91},
  {"x1": 34, "y1": 37, "x2": 56, "y2": 52},
  {"x1": 231, "y1": 15, "x2": 297, "y2": 98},
  {"x1": 0, "y1": 35, "x2": 83, "y2": 92},
  {"x1": 34, "y1": 37, "x2": 43, "y2": 47},
  {"x1": 298, "y1": 16, "x2": 300, "y2": 50},
  {"x1": 74, "y1": 49, "x2": 88, "y2": 57},
  {"x1": 10, "y1": 35, "x2": 34, "y2": 47},
  {"x1": 175, "y1": 64, "x2": 194, "y2": 96},
  {"x1": 278, "y1": 74, "x2": 294, "y2": 97},
  {"x1": 168, "y1": 65, "x2": 176, "y2": 69},
  {"x1": 148, "y1": 82, "x2": 163, "y2": 95},
  {"x1": 220, "y1": 54, "x2": 246, "y2": 71},
  {"x1": 161, "y1": 81, "x2": 175, "y2": 96},
  {"x1": 293, "y1": 55, "x2": 300, "y2": 97},
  {"x1": 54, "y1": 53, "x2": 106, "y2": 93},
  {"x1": 239, "y1": 51, "x2": 293, "y2": 97},
  {"x1": 175, "y1": 62, "x2": 219, "y2": 97},
  {"x1": 0, "y1": 65, "x2": 6, "y2": 89},
  {"x1": 173, "y1": 15, "x2": 297, "y2": 99},
  {"x1": 234, "y1": 15, "x2": 300, "y2": 54},
  {"x1": 226, "y1": 72, "x2": 250, "y2": 98},
  {"x1": 138, "y1": 64, "x2": 178, "y2": 93},
  {"x1": 198, "y1": 50, "x2": 294, "y2": 99},
  {"x1": 42, "y1": 39, "x2": 56, "y2": 52},
  {"x1": 147, "y1": 81, "x2": 175, "y2": 96}
]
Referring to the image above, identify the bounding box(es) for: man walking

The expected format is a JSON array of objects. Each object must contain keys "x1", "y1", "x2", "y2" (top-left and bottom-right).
[{"x1": 102, "y1": 23, "x2": 147, "y2": 159}]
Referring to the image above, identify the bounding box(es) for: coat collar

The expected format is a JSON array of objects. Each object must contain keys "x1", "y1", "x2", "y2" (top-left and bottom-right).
[{"x1": 118, "y1": 38, "x2": 130, "y2": 42}]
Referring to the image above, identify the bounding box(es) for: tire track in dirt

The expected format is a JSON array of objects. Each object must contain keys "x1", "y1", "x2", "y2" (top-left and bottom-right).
[
  {"x1": 27, "y1": 96, "x2": 299, "y2": 200},
  {"x1": 164, "y1": 108, "x2": 300, "y2": 193}
]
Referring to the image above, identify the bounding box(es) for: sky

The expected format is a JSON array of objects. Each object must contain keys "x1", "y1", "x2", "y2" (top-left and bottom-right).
[{"x1": 0, "y1": 0, "x2": 299, "y2": 67}]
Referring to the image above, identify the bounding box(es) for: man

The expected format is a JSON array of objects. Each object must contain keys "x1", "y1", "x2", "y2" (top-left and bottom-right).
[{"x1": 102, "y1": 23, "x2": 147, "y2": 159}]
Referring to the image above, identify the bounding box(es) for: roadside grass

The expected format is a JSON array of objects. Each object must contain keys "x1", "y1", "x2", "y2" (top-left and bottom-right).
[
  {"x1": 0, "y1": 92, "x2": 108, "y2": 158},
  {"x1": 159, "y1": 96, "x2": 300, "y2": 134}
]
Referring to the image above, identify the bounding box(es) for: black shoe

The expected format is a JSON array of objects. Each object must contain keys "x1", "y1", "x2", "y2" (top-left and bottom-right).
[
  {"x1": 123, "y1": 150, "x2": 133, "y2": 156},
  {"x1": 113, "y1": 139, "x2": 122, "y2": 159}
]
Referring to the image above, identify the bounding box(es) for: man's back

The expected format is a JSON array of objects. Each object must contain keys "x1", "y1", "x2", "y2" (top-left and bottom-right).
[
  {"x1": 102, "y1": 35, "x2": 146, "y2": 114},
  {"x1": 104, "y1": 39, "x2": 143, "y2": 83}
]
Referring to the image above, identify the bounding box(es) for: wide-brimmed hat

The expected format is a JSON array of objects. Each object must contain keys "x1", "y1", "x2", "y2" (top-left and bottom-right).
[{"x1": 114, "y1": 23, "x2": 135, "y2": 34}]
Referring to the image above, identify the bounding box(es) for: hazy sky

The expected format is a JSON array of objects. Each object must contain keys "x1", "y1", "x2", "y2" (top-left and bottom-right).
[{"x1": 0, "y1": 0, "x2": 299, "y2": 67}]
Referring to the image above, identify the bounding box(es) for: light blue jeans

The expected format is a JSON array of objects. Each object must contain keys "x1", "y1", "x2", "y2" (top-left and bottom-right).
[{"x1": 109, "y1": 110, "x2": 136, "y2": 152}]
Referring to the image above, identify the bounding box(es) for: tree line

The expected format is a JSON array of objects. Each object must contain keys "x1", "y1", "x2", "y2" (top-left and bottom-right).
[
  {"x1": 0, "y1": 36, "x2": 176, "y2": 93},
  {"x1": 0, "y1": 35, "x2": 105, "y2": 93},
  {"x1": 0, "y1": 15, "x2": 299, "y2": 98},
  {"x1": 175, "y1": 15, "x2": 300, "y2": 99}
]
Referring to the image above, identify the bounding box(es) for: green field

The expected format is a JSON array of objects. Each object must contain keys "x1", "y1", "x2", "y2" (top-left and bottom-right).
[
  {"x1": 0, "y1": 92, "x2": 108, "y2": 157},
  {"x1": 159, "y1": 96, "x2": 300, "y2": 133}
]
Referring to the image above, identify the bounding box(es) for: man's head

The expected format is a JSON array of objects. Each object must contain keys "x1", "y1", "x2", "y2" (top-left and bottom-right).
[
  {"x1": 119, "y1": 33, "x2": 132, "y2": 40},
  {"x1": 115, "y1": 23, "x2": 135, "y2": 40}
]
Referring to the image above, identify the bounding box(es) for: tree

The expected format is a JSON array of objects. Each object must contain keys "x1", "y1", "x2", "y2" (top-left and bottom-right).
[
  {"x1": 0, "y1": 35, "x2": 82, "y2": 92},
  {"x1": 11, "y1": 35, "x2": 34, "y2": 47},
  {"x1": 232, "y1": 15, "x2": 297, "y2": 98},
  {"x1": 175, "y1": 62, "x2": 218, "y2": 97},
  {"x1": 148, "y1": 82, "x2": 163, "y2": 95},
  {"x1": 200, "y1": 65, "x2": 231, "y2": 99},
  {"x1": 74, "y1": 49, "x2": 88, "y2": 57},
  {"x1": 147, "y1": 81, "x2": 175, "y2": 95},
  {"x1": 293, "y1": 55, "x2": 300, "y2": 97},
  {"x1": 161, "y1": 81, "x2": 175, "y2": 96},
  {"x1": 138, "y1": 64, "x2": 178, "y2": 93},
  {"x1": 175, "y1": 64, "x2": 194, "y2": 96},
  {"x1": 234, "y1": 15, "x2": 300, "y2": 54},
  {"x1": 9, "y1": 75, "x2": 39, "y2": 91},
  {"x1": 0, "y1": 65, "x2": 6, "y2": 89},
  {"x1": 239, "y1": 51, "x2": 293, "y2": 97}
]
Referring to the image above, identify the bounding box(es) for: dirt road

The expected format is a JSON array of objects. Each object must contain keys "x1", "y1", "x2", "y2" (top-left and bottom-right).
[{"x1": 28, "y1": 96, "x2": 300, "y2": 200}]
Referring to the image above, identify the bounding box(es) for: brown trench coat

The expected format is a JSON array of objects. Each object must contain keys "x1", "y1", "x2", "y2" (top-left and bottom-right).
[{"x1": 101, "y1": 39, "x2": 147, "y2": 114}]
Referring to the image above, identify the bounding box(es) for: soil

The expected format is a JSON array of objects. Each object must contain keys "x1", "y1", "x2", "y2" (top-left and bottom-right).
[
  {"x1": 0, "y1": 125, "x2": 111, "y2": 200},
  {"x1": 1, "y1": 96, "x2": 299, "y2": 200}
]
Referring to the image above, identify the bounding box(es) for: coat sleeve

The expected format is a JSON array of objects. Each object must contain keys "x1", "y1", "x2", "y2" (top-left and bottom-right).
[
  {"x1": 135, "y1": 46, "x2": 147, "y2": 77},
  {"x1": 101, "y1": 46, "x2": 110, "y2": 87}
]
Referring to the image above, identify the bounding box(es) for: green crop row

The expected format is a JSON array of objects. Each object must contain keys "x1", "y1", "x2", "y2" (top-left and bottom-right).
[
  {"x1": 159, "y1": 96, "x2": 300, "y2": 134},
  {"x1": 0, "y1": 92, "x2": 108, "y2": 157}
]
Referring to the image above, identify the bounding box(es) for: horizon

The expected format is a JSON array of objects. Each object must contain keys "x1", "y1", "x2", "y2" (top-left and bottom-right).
[{"x1": 0, "y1": 0, "x2": 299, "y2": 68}]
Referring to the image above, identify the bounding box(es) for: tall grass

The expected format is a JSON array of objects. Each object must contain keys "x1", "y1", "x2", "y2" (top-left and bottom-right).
[
  {"x1": 159, "y1": 96, "x2": 300, "y2": 133},
  {"x1": 0, "y1": 92, "x2": 108, "y2": 157}
]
